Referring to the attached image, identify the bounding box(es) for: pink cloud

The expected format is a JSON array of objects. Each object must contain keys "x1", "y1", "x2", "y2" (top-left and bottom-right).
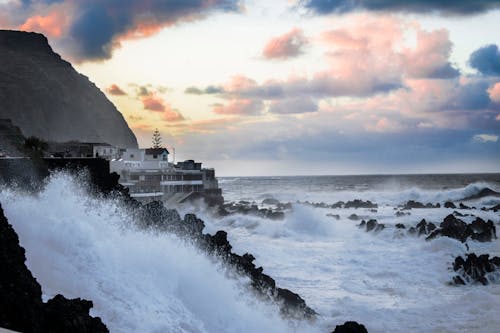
[
  {"x1": 142, "y1": 94, "x2": 166, "y2": 112},
  {"x1": 488, "y1": 82, "x2": 500, "y2": 103},
  {"x1": 141, "y1": 92, "x2": 185, "y2": 122},
  {"x1": 162, "y1": 107, "x2": 185, "y2": 122},
  {"x1": 212, "y1": 99, "x2": 264, "y2": 116},
  {"x1": 106, "y1": 84, "x2": 127, "y2": 96},
  {"x1": 402, "y1": 29, "x2": 459, "y2": 78},
  {"x1": 263, "y1": 28, "x2": 308, "y2": 60}
]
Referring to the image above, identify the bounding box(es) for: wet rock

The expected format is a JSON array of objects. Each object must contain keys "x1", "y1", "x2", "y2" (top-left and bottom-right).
[
  {"x1": 461, "y1": 187, "x2": 500, "y2": 201},
  {"x1": 344, "y1": 199, "x2": 378, "y2": 209},
  {"x1": 452, "y1": 253, "x2": 500, "y2": 285},
  {"x1": 416, "y1": 219, "x2": 436, "y2": 236},
  {"x1": 137, "y1": 200, "x2": 315, "y2": 318},
  {"x1": 444, "y1": 201, "x2": 456, "y2": 209},
  {"x1": 262, "y1": 198, "x2": 280, "y2": 205},
  {"x1": 395, "y1": 223, "x2": 406, "y2": 229},
  {"x1": 331, "y1": 321, "x2": 368, "y2": 333},
  {"x1": 459, "y1": 203, "x2": 471, "y2": 209},
  {"x1": 427, "y1": 214, "x2": 468, "y2": 242},
  {"x1": 402, "y1": 200, "x2": 439, "y2": 209},
  {"x1": 488, "y1": 203, "x2": 500, "y2": 212},
  {"x1": 0, "y1": 203, "x2": 108, "y2": 333},
  {"x1": 348, "y1": 213, "x2": 362, "y2": 221},
  {"x1": 221, "y1": 201, "x2": 286, "y2": 220},
  {"x1": 395, "y1": 211, "x2": 410, "y2": 217},
  {"x1": 364, "y1": 219, "x2": 384, "y2": 232},
  {"x1": 331, "y1": 201, "x2": 344, "y2": 208},
  {"x1": 427, "y1": 215, "x2": 497, "y2": 243},
  {"x1": 326, "y1": 213, "x2": 340, "y2": 220},
  {"x1": 469, "y1": 217, "x2": 497, "y2": 242}
]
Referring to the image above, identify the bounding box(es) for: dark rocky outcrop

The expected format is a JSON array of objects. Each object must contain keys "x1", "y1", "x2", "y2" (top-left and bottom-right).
[
  {"x1": 444, "y1": 201, "x2": 456, "y2": 209},
  {"x1": 461, "y1": 187, "x2": 500, "y2": 201},
  {"x1": 487, "y1": 203, "x2": 500, "y2": 212},
  {"x1": 414, "y1": 219, "x2": 436, "y2": 236},
  {"x1": 426, "y1": 215, "x2": 497, "y2": 243},
  {"x1": 136, "y1": 202, "x2": 316, "y2": 318},
  {"x1": 452, "y1": 253, "x2": 500, "y2": 285},
  {"x1": 0, "y1": 30, "x2": 137, "y2": 148},
  {"x1": 344, "y1": 200, "x2": 378, "y2": 209},
  {"x1": 358, "y1": 219, "x2": 384, "y2": 232},
  {"x1": 331, "y1": 321, "x2": 368, "y2": 333},
  {"x1": 0, "y1": 203, "x2": 108, "y2": 332},
  {"x1": 395, "y1": 223, "x2": 406, "y2": 229},
  {"x1": 219, "y1": 201, "x2": 286, "y2": 220},
  {"x1": 401, "y1": 200, "x2": 440, "y2": 209}
]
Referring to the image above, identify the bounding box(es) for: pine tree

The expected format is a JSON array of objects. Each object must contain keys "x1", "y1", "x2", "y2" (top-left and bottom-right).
[{"x1": 152, "y1": 128, "x2": 162, "y2": 148}]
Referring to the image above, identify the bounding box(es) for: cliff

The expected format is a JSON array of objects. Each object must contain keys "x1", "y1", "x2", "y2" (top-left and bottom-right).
[{"x1": 0, "y1": 30, "x2": 138, "y2": 148}]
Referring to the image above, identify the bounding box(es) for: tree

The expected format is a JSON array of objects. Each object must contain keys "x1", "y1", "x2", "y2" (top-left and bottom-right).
[
  {"x1": 24, "y1": 136, "x2": 48, "y2": 158},
  {"x1": 152, "y1": 128, "x2": 162, "y2": 148}
]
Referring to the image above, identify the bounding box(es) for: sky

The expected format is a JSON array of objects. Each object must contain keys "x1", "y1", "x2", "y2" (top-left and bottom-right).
[{"x1": 1, "y1": 0, "x2": 500, "y2": 176}]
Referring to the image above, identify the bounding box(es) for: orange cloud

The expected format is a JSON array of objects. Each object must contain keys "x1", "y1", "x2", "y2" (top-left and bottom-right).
[
  {"x1": 19, "y1": 11, "x2": 67, "y2": 38},
  {"x1": 263, "y1": 28, "x2": 307, "y2": 59}
]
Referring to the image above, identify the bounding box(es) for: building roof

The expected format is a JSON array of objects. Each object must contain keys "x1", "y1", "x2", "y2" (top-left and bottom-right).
[{"x1": 145, "y1": 148, "x2": 169, "y2": 155}]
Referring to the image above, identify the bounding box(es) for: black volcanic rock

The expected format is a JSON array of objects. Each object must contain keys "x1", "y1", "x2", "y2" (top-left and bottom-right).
[
  {"x1": 359, "y1": 219, "x2": 384, "y2": 232},
  {"x1": 461, "y1": 187, "x2": 500, "y2": 201},
  {"x1": 344, "y1": 199, "x2": 378, "y2": 209},
  {"x1": 332, "y1": 321, "x2": 368, "y2": 333},
  {"x1": 426, "y1": 215, "x2": 497, "y2": 243},
  {"x1": 0, "y1": 202, "x2": 108, "y2": 333},
  {"x1": 452, "y1": 253, "x2": 500, "y2": 285},
  {"x1": 0, "y1": 30, "x2": 138, "y2": 148},
  {"x1": 402, "y1": 200, "x2": 439, "y2": 209},
  {"x1": 444, "y1": 201, "x2": 456, "y2": 209}
]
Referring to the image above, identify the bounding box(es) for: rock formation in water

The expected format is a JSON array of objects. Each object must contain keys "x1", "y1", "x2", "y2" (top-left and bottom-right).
[
  {"x1": 0, "y1": 30, "x2": 138, "y2": 148},
  {"x1": 0, "y1": 202, "x2": 109, "y2": 332}
]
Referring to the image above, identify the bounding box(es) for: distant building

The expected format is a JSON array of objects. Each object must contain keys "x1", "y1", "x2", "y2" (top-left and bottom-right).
[
  {"x1": 110, "y1": 148, "x2": 222, "y2": 205},
  {"x1": 93, "y1": 143, "x2": 120, "y2": 160}
]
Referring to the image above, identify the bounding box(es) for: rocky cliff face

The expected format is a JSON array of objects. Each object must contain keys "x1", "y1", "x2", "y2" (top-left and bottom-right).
[{"x1": 0, "y1": 30, "x2": 138, "y2": 148}]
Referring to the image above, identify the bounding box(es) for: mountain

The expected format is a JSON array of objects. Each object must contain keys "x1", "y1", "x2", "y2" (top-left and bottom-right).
[{"x1": 0, "y1": 30, "x2": 138, "y2": 148}]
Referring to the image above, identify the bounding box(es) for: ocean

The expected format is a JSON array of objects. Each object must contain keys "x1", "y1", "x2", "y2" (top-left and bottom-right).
[{"x1": 1, "y1": 173, "x2": 500, "y2": 332}]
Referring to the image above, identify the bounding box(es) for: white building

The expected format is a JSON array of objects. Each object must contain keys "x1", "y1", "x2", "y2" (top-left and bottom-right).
[{"x1": 110, "y1": 148, "x2": 221, "y2": 205}]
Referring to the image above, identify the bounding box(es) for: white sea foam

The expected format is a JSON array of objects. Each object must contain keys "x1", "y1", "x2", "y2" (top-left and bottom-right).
[
  {"x1": 2, "y1": 173, "x2": 500, "y2": 333},
  {"x1": 0, "y1": 173, "x2": 316, "y2": 333}
]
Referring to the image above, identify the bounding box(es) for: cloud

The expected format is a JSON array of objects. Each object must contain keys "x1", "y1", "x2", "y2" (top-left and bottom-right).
[
  {"x1": 4, "y1": 0, "x2": 243, "y2": 62},
  {"x1": 162, "y1": 107, "x2": 185, "y2": 122},
  {"x1": 300, "y1": 0, "x2": 500, "y2": 15},
  {"x1": 402, "y1": 29, "x2": 459, "y2": 79},
  {"x1": 19, "y1": 10, "x2": 67, "y2": 38},
  {"x1": 142, "y1": 94, "x2": 166, "y2": 112},
  {"x1": 212, "y1": 99, "x2": 264, "y2": 115},
  {"x1": 106, "y1": 84, "x2": 127, "y2": 96},
  {"x1": 185, "y1": 85, "x2": 224, "y2": 94},
  {"x1": 268, "y1": 97, "x2": 317, "y2": 114},
  {"x1": 262, "y1": 28, "x2": 308, "y2": 60},
  {"x1": 473, "y1": 134, "x2": 499, "y2": 143},
  {"x1": 469, "y1": 44, "x2": 500, "y2": 76},
  {"x1": 489, "y1": 82, "x2": 500, "y2": 103}
]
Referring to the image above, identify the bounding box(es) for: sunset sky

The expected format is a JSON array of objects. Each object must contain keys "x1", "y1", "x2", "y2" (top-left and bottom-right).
[{"x1": 1, "y1": 0, "x2": 500, "y2": 176}]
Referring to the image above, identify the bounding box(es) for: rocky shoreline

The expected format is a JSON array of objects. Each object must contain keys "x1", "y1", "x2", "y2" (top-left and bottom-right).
[{"x1": 0, "y1": 162, "x2": 371, "y2": 332}]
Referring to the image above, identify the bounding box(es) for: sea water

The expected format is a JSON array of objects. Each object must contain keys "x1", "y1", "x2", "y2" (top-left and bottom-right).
[{"x1": 1, "y1": 173, "x2": 500, "y2": 332}]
